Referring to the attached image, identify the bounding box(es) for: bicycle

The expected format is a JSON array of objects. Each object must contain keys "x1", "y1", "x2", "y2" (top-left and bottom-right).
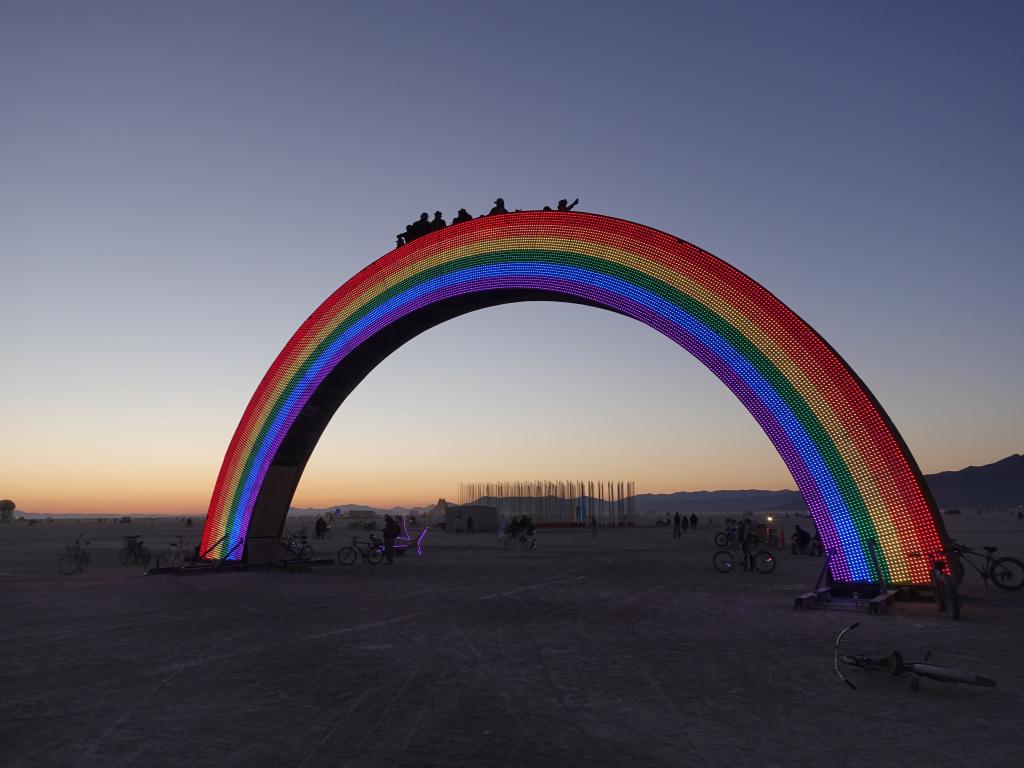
[
  {"x1": 713, "y1": 522, "x2": 738, "y2": 548},
  {"x1": 946, "y1": 540, "x2": 1024, "y2": 591},
  {"x1": 713, "y1": 546, "x2": 776, "y2": 574},
  {"x1": 158, "y1": 534, "x2": 190, "y2": 567},
  {"x1": 275, "y1": 527, "x2": 314, "y2": 563},
  {"x1": 833, "y1": 622, "x2": 996, "y2": 691},
  {"x1": 910, "y1": 549, "x2": 961, "y2": 620},
  {"x1": 58, "y1": 536, "x2": 91, "y2": 575},
  {"x1": 336, "y1": 535, "x2": 385, "y2": 565},
  {"x1": 118, "y1": 535, "x2": 151, "y2": 565}
]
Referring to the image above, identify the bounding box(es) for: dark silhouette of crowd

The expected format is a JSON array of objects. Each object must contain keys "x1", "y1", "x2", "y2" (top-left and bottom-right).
[{"x1": 396, "y1": 196, "x2": 580, "y2": 247}]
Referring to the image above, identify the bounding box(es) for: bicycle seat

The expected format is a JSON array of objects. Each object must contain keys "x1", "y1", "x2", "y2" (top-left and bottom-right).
[{"x1": 984, "y1": 546, "x2": 997, "y2": 553}]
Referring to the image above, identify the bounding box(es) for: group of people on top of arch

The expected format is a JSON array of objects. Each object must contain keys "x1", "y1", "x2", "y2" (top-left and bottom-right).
[{"x1": 396, "y1": 196, "x2": 579, "y2": 247}]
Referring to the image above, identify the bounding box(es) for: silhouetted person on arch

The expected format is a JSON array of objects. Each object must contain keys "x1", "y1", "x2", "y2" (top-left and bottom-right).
[
  {"x1": 489, "y1": 198, "x2": 509, "y2": 215},
  {"x1": 411, "y1": 212, "x2": 431, "y2": 239},
  {"x1": 430, "y1": 211, "x2": 446, "y2": 231},
  {"x1": 452, "y1": 208, "x2": 473, "y2": 224},
  {"x1": 557, "y1": 198, "x2": 579, "y2": 212}
]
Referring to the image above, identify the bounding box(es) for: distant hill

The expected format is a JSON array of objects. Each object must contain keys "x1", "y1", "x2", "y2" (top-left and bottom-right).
[{"x1": 926, "y1": 453, "x2": 1024, "y2": 508}]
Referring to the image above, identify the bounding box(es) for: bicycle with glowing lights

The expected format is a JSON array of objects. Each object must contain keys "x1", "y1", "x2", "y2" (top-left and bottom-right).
[
  {"x1": 833, "y1": 622, "x2": 996, "y2": 691},
  {"x1": 712, "y1": 545, "x2": 776, "y2": 574},
  {"x1": 275, "y1": 527, "x2": 314, "y2": 564}
]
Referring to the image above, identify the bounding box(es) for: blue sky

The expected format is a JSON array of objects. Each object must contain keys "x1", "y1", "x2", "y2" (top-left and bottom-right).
[{"x1": 2, "y1": 1, "x2": 1022, "y2": 512}]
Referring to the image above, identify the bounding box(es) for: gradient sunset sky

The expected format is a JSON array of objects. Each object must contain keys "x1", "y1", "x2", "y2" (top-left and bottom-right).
[{"x1": 2, "y1": 1, "x2": 1022, "y2": 515}]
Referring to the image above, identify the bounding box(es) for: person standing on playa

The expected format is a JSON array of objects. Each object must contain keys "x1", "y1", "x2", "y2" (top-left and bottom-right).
[
  {"x1": 689, "y1": 512, "x2": 698, "y2": 530},
  {"x1": 467, "y1": 515, "x2": 475, "y2": 535},
  {"x1": 681, "y1": 513, "x2": 690, "y2": 535},
  {"x1": 383, "y1": 514, "x2": 400, "y2": 565},
  {"x1": 672, "y1": 512, "x2": 681, "y2": 539},
  {"x1": 590, "y1": 514, "x2": 598, "y2": 538}
]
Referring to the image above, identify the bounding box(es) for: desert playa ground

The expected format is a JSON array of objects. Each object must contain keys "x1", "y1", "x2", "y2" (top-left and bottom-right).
[{"x1": 2, "y1": 513, "x2": 1023, "y2": 768}]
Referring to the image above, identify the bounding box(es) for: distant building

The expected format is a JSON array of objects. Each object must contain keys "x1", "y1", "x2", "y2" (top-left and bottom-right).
[
  {"x1": 445, "y1": 504, "x2": 498, "y2": 533},
  {"x1": 344, "y1": 509, "x2": 377, "y2": 520}
]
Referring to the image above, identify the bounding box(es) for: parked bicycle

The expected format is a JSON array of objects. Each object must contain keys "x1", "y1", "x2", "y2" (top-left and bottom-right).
[
  {"x1": 713, "y1": 546, "x2": 776, "y2": 574},
  {"x1": 58, "y1": 535, "x2": 91, "y2": 575},
  {"x1": 713, "y1": 520, "x2": 738, "y2": 548},
  {"x1": 946, "y1": 540, "x2": 1024, "y2": 591},
  {"x1": 336, "y1": 535, "x2": 384, "y2": 565},
  {"x1": 833, "y1": 622, "x2": 995, "y2": 691},
  {"x1": 118, "y1": 535, "x2": 150, "y2": 565},
  {"x1": 275, "y1": 527, "x2": 314, "y2": 563},
  {"x1": 158, "y1": 535, "x2": 191, "y2": 567}
]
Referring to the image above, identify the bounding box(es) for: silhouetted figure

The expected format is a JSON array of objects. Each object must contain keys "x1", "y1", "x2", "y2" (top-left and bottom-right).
[
  {"x1": 452, "y1": 208, "x2": 473, "y2": 224},
  {"x1": 430, "y1": 211, "x2": 446, "y2": 231},
  {"x1": 383, "y1": 514, "x2": 400, "y2": 565},
  {"x1": 557, "y1": 198, "x2": 579, "y2": 212},
  {"x1": 488, "y1": 198, "x2": 509, "y2": 215},
  {"x1": 791, "y1": 524, "x2": 811, "y2": 555},
  {"x1": 590, "y1": 515, "x2": 598, "y2": 538},
  {"x1": 689, "y1": 513, "x2": 698, "y2": 529},
  {"x1": 681, "y1": 513, "x2": 690, "y2": 534},
  {"x1": 315, "y1": 516, "x2": 327, "y2": 540},
  {"x1": 810, "y1": 528, "x2": 824, "y2": 557},
  {"x1": 542, "y1": 205, "x2": 553, "y2": 211},
  {"x1": 739, "y1": 517, "x2": 756, "y2": 570},
  {"x1": 673, "y1": 512, "x2": 681, "y2": 539},
  {"x1": 467, "y1": 515, "x2": 475, "y2": 535},
  {"x1": 410, "y1": 212, "x2": 431, "y2": 239}
]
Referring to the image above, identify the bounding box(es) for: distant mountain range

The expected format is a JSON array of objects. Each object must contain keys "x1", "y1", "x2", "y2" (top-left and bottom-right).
[
  {"x1": 10, "y1": 454, "x2": 1021, "y2": 518},
  {"x1": 292, "y1": 453, "x2": 1024, "y2": 517}
]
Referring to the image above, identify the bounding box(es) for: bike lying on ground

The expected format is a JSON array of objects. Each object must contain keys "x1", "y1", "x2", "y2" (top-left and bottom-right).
[
  {"x1": 336, "y1": 535, "x2": 384, "y2": 565},
  {"x1": 118, "y1": 535, "x2": 150, "y2": 565},
  {"x1": 713, "y1": 547, "x2": 776, "y2": 574},
  {"x1": 833, "y1": 622, "x2": 996, "y2": 691},
  {"x1": 58, "y1": 535, "x2": 91, "y2": 575}
]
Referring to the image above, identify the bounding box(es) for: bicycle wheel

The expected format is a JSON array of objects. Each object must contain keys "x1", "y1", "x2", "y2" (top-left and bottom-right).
[
  {"x1": 932, "y1": 571, "x2": 961, "y2": 620},
  {"x1": 299, "y1": 544, "x2": 314, "y2": 561},
  {"x1": 117, "y1": 547, "x2": 131, "y2": 565},
  {"x1": 336, "y1": 546, "x2": 358, "y2": 566},
  {"x1": 754, "y1": 550, "x2": 777, "y2": 574},
  {"x1": 138, "y1": 545, "x2": 151, "y2": 565},
  {"x1": 714, "y1": 532, "x2": 728, "y2": 547},
  {"x1": 712, "y1": 550, "x2": 735, "y2": 573},
  {"x1": 989, "y1": 557, "x2": 1024, "y2": 591},
  {"x1": 909, "y1": 663, "x2": 996, "y2": 687},
  {"x1": 365, "y1": 546, "x2": 384, "y2": 565},
  {"x1": 58, "y1": 553, "x2": 79, "y2": 575}
]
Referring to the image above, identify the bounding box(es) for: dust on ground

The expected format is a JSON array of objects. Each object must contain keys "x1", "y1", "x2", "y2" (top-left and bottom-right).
[{"x1": 2, "y1": 513, "x2": 1022, "y2": 768}]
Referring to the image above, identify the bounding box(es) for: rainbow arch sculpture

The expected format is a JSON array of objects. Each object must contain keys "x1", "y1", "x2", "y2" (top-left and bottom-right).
[{"x1": 200, "y1": 211, "x2": 946, "y2": 584}]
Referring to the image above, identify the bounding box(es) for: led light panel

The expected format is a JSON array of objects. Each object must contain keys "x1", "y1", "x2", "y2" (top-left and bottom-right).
[{"x1": 200, "y1": 212, "x2": 946, "y2": 584}]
